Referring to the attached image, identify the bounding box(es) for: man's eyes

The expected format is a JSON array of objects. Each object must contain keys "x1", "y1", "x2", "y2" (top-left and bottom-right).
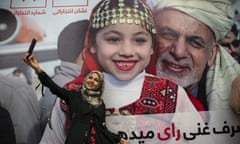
[
  {"x1": 158, "y1": 31, "x2": 207, "y2": 49},
  {"x1": 187, "y1": 37, "x2": 207, "y2": 49},
  {"x1": 189, "y1": 40, "x2": 205, "y2": 49}
]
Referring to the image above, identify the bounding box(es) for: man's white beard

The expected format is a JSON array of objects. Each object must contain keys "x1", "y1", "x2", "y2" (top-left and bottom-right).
[{"x1": 156, "y1": 64, "x2": 198, "y2": 88}]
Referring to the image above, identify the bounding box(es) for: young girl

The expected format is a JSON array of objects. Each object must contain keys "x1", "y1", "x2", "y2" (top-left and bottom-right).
[{"x1": 40, "y1": 0, "x2": 203, "y2": 143}]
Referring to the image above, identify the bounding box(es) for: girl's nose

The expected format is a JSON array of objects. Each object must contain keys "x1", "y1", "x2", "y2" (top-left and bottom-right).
[{"x1": 118, "y1": 41, "x2": 134, "y2": 57}]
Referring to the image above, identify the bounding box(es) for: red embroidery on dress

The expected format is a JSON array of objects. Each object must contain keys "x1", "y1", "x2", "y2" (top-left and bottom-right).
[{"x1": 118, "y1": 76, "x2": 178, "y2": 114}]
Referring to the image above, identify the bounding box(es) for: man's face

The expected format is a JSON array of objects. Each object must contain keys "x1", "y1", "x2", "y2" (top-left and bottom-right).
[
  {"x1": 85, "y1": 72, "x2": 101, "y2": 91},
  {"x1": 155, "y1": 9, "x2": 217, "y2": 89}
]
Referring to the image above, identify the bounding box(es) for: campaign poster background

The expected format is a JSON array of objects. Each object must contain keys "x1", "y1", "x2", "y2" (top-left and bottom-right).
[
  {"x1": 0, "y1": 0, "x2": 99, "y2": 77},
  {"x1": 0, "y1": 0, "x2": 240, "y2": 143}
]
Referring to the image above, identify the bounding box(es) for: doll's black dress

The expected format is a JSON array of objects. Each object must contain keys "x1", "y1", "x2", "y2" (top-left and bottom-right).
[{"x1": 38, "y1": 71, "x2": 121, "y2": 144}]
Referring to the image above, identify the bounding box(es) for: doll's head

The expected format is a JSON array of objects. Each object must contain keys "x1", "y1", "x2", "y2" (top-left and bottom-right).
[
  {"x1": 82, "y1": 70, "x2": 104, "y2": 97},
  {"x1": 81, "y1": 71, "x2": 104, "y2": 107}
]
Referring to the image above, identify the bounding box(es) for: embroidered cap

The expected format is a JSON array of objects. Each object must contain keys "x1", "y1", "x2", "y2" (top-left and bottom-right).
[{"x1": 91, "y1": 0, "x2": 156, "y2": 35}]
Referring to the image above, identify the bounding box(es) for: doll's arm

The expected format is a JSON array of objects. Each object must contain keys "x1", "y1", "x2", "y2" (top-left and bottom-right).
[{"x1": 38, "y1": 71, "x2": 70, "y2": 104}]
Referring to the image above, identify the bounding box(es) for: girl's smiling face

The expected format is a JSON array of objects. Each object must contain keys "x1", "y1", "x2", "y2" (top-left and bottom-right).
[{"x1": 90, "y1": 23, "x2": 154, "y2": 81}]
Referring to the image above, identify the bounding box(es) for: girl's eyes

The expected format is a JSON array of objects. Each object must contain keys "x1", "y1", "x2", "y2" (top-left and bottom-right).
[
  {"x1": 105, "y1": 37, "x2": 147, "y2": 44},
  {"x1": 105, "y1": 37, "x2": 120, "y2": 43},
  {"x1": 135, "y1": 38, "x2": 147, "y2": 44}
]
